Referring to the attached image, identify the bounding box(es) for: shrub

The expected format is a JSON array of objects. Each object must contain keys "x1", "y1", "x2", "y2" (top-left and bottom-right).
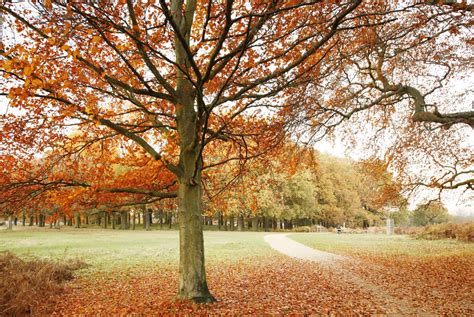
[
  {"x1": 414, "y1": 223, "x2": 474, "y2": 242},
  {"x1": 394, "y1": 227, "x2": 420, "y2": 235},
  {"x1": 0, "y1": 252, "x2": 87, "y2": 315},
  {"x1": 293, "y1": 226, "x2": 312, "y2": 232},
  {"x1": 366, "y1": 226, "x2": 386, "y2": 234}
]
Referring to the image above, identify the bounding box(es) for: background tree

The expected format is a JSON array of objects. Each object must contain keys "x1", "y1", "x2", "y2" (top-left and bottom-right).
[{"x1": 413, "y1": 201, "x2": 450, "y2": 226}]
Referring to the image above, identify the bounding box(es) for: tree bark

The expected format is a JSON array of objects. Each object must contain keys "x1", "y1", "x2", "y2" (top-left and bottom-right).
[
  {"x1": 177, "y1": 176, "x2": 213, "y2": 302},
  {"x1": 252, "y1": 217, "x2": 258, "y2": 232},
  {"x1": 148, "y1": 209, "x2": 153, "y2": 226},
  {"x1": 167, "y1": 0, "x2": 214, "y2": 302},
  {"x1": 263, "y1": 216, "x2": 269, "y2": 232},
  {"x1": 7, "y1": 215, "x2": 13, "y2": 230},
  {"x1": 120, "y1": 211, "x2": 129, "y2": 230},
  {"x1": 75, "y1": 213, "x2": 81, "y2": 228},
  {"x1": 145, "y1": 207, "x2": 150, "y2": 231},
  {"x1": 237, "y1": 215, "x2": 244, "y2": 231}
]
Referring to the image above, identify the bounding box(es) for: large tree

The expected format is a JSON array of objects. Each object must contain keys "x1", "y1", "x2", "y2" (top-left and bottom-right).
[{"x1": 1, "y1": 0, "x2": 472, "y2": 302}]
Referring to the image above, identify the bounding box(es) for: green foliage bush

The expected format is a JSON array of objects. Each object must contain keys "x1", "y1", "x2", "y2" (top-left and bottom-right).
[{"x1": 414, "y1": 223, "x2": 474, "y2": 242}]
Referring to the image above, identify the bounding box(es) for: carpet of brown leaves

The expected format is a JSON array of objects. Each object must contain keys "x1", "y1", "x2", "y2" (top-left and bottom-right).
[
  {"x1": 37, "y1": 254, "x2": 473, "y2": 315},
  {"x1": 345, "y1": 254, "x2": 474, "y2": 315}
]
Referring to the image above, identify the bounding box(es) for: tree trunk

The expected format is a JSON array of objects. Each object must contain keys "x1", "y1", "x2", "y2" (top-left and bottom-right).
[
  {"x1": 148, "y1": 209, "x2": 153, "y2": 226},
  {"x1": 172, "y1": 2, "x2": 214, "y2": 300},
  {"x1": 132, "y1": 212, "x2": 136, "y2": 230},
  {"x1": 177, "y1": 176, "x2": 213, "y2": 302},
  {"x1": 252, "y1": 217, "x2": 258, "y2": 232},
  {"x1": 29, "y1": 215, "x2": 34, "y2": 226},
  {"x1": 237, "y1": 215, "x2": 244, "y2": 231},
  {"x1": 112, "y1": 213, "x2": 116, "y2": 229},
  {"x1": 7, "y1": 215, "x2": 13, "y2": 230},
  {"x1": 75, "y1": 213, "x2": 81, "y2": 228},
  {"x1": 22, "y1": 212, "x2": 26, "y2": 226},
  {"x1": 145, "y1": 208, "x2": 150, "y2": 231},
  {"x1": 120, "y1": 211, "x2": 129, "y2": 230}
]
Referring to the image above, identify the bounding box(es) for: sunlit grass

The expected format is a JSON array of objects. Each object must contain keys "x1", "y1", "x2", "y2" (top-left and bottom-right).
[
  {"x1": 2, "y1": 228, "x2": 472, "y2": 274},
  {"x1": 289, "y1": 233, "x2": 474, "y2": 258},
  {"x1": 0, "y1": 228, "x2": 277, "y2": 271}
]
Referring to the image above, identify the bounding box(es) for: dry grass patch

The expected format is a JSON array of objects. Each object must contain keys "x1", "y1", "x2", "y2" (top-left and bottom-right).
[
  {"x1": 0, "y1": 251, "x2": 86, "y2": 315},
  {"x1": 414, "y1": 223, "x2": 474, "y2": 242}
]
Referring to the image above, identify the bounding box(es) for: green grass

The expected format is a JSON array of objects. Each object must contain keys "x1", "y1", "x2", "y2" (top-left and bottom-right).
[
  {"x1": 0, "y1": 228, "x2": 277, "y2": 271},
  {"x1": 3, "y1": 228, "x2": 471, "y2": 274},
  {"x1": 289, "y1": 233, "x2": 474, "y2": 258}
]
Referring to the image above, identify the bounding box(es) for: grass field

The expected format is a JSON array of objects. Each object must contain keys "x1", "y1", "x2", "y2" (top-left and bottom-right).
[
  {"x1": 0, "y1": 228, "x2": 276, "y2": 270},
  {"x1": 289, "y1": 232, "x2": 474, "y2": 258},
  {"x1": 1, "y1": 229, "x2": 472, "y2": 268}
]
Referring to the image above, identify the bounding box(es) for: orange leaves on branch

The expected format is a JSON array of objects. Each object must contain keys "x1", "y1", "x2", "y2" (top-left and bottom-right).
[{"x1": 44, "y1": 0, "x2": 52, "y2": 11}]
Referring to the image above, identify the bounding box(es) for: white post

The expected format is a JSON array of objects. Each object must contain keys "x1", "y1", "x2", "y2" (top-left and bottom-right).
[{"x1": 386, "y1": 218, "x2": 394, "y2": 235}]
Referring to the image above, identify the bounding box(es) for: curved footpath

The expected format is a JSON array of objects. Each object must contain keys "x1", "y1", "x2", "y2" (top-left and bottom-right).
[
  {"x1": 264, "y1": 233, "x2": 347, "y2": 265},
  {"x1": 264, "y1": 233, "x2": 423, "y2": 315}
]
